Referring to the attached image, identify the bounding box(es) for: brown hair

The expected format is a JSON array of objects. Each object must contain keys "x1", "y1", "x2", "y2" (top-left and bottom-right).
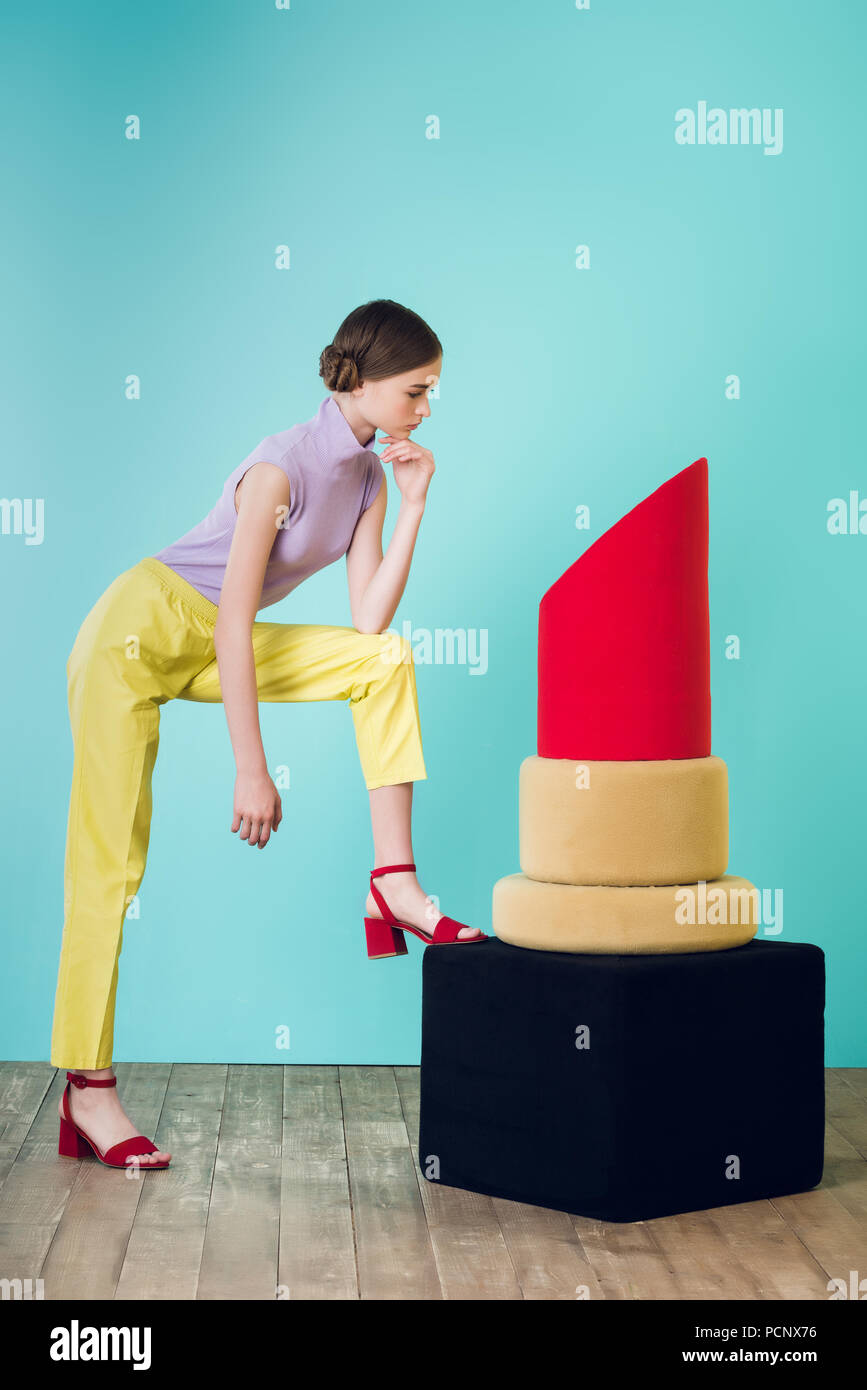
[{"x1": 319, "y1": 299, "x2": 442, "y2": 393}]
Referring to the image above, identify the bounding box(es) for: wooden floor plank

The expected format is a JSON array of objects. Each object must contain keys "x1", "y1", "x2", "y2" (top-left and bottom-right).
[
  {"x1": 623, "y1": 1208, "x2": 772, "y2": 1300},
  {"x1": 196, "y1": 1065, "x2": 282, "y2": 1300},
  {"x1": 836, "y1": 1068, "x2": 867, "y2": 1107},
  {"x1": 340, "y1": 1066, "x2": 441, "y2": 1300},
  {"x1": 277, "y1": 1066, "x2": 357, "y2": 1300},
  {"x1": 703, "y1": 1199, "x2": 832, "y2": 1299},
  {"x1": 0, "y1": 1062, "x2": 54, "y2": 1193},
  {"x1": 116, "y1": 1064, "x2": 227, "y2": 1300},
  {"x1": 827, "y1": 1071, "x2": 867, "y2": 1159},
  {"x1": 491, "y1": 1200, "x2": 608, "y2": 1300},
  {"x1": 769, "y1": 1120, "x2": 867, "y2": 1285},
  {"x1": 565, "y1": 1218, "x2": 681, "y2": 1300},
  {"x1": 0, "y1": 1223, "x2": 57, "y2": 1294}
]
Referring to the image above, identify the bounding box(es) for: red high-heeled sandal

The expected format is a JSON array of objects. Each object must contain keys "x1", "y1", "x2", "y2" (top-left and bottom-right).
[
  {"x1": 57, "y1": 1071, "x2": 171, "y2": 1170},
  {"x1": 364, "y1": 862, "x2": 489, "y2": 959}
]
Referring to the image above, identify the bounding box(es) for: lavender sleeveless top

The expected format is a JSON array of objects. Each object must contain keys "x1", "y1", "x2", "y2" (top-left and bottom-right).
[{"x1": 151, "y1": 395, "x2": 384, "y2": 610}]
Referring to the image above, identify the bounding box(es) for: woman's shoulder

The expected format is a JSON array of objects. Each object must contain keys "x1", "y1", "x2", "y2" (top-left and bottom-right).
[
  {"x1": 228, "y1": 428, "x2": 303, "y2": 503},
  {"x1": 233, "y1": 457, "x2": 293, "y2": 517}
]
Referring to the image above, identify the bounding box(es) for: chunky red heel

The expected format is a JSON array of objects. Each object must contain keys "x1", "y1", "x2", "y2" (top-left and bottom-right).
[
  {"x1": 364, "y1": 917, "x2": 409, "y2": 959},
  {"x1": 363, "y1": 862, "x2": 489, "y2": 958},
  {"x1": 57, "y1": 1071, "x2": 170, "y2": 1170},
  {"x1": 58, "y1": 1114, "x2": 90, "y2": 1158}
]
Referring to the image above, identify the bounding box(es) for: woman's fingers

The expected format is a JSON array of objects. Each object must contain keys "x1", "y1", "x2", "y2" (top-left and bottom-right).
[
  {"x1": 242, "y1": 813, "x2": 281, "y2": 846},
  {"x1": 230, "y1": 777, "x2": 281, "y2": 846},
  {"x1": 234, "y1": 813, "x2": 268, "y2": 845}
]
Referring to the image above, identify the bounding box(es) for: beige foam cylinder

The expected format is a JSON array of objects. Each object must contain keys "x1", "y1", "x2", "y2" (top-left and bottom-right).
[
  {"x1": 492, "y1": 872, "x2": 759, "y2": 954},
  {"x1": 519, "y1": 754, "x2": 729, "y2": 886}
]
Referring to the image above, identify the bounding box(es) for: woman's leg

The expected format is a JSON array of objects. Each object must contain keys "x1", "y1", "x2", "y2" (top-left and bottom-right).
[
  {"x1": 367, "y1": 782, "x2": 481, "y2": 938},
  {"x1": 51, "y1": 560, "x2": 218, "y2": 1164},
  {"x1": 178, "y1": 620, "x2": 480, "y2": 936}
]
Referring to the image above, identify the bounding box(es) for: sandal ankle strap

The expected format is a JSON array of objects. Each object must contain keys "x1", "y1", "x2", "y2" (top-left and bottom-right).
[
  {"x1": 370, "y1": 862, "x2": 416, "y2": 878},
  {"x1": 66, "y1": 1071, "x2": 117, "y2": 1089},
  {"x1": 368, "y1": 863, "x2": 417, "y2": 928}
]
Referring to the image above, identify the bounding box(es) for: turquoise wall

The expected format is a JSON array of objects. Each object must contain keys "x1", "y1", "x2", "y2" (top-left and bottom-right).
[{"x1": 2, "y1": 0, "x2": 863, "y2": 1063}]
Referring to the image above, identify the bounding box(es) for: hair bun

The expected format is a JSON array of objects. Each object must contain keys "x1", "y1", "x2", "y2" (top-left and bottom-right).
[{"x1": 319, "y1": 343, "x2": 359, "y2": 392}]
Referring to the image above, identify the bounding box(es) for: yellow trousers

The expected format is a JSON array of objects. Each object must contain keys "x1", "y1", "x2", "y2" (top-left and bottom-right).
[{"x1": 50, "y1": 556, "x2": 427, "y2": 1069}]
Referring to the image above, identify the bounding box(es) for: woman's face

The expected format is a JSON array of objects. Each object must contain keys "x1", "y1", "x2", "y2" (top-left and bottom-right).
[{"x1": 357, "y1": 359, "x2": 441, "y2": 437}]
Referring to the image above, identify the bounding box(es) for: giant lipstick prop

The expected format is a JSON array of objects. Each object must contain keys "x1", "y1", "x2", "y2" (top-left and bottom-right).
[{"x1": 493, "y1": 458, "x2": 759, "y2": 952}]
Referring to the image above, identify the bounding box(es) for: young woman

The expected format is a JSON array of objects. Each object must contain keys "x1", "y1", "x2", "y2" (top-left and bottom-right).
[{"x1": 51, "y1": 299, "x2": 487, "y2": 1172}]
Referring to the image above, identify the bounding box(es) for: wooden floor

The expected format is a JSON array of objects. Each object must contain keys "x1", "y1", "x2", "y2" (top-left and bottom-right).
[{"x1": 0, "y1": 1062, "x2": 865, "y2": 1300}]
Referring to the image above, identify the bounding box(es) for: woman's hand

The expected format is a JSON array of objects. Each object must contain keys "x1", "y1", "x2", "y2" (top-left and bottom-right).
[
  {"x1": 378, "y1": 434, "x2": 435, "y2": 508},
  {"x1": 231, "y1": 769, "x2": 283, "y2": 848}
]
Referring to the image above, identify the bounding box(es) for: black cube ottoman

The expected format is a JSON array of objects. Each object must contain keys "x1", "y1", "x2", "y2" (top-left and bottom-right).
[{"x1": 418, "y1": 937, "x2": 825, "y2": 1223}]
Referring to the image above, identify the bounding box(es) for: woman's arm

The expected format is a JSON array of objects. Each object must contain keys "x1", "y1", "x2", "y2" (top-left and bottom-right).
[
  {"x1": 213, "y1": 461, "x2": 291, "y2": 845},
  {"x1": 347, "y1": 431, "x2": 439, "y2": 634},
  {"x1": 346, "y1": 479, "x2": 424, "y2": 634}
]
